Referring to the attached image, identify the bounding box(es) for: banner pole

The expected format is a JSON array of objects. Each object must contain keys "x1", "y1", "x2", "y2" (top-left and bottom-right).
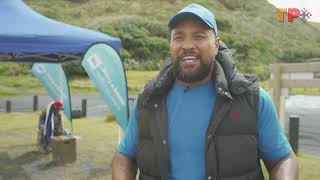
[{"x1": 118, "y1": 126, "x2": 123, "y2": 144}]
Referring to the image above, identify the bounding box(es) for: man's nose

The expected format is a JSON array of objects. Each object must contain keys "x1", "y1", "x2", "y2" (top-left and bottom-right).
[{"x1": 181, "y1": 39, "x2": 196, "y2": 51}]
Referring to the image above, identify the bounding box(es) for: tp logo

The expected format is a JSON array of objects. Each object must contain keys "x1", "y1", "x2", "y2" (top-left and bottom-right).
[{"x1": 276, "y1": 8, "x2": 312, "y2": 23}]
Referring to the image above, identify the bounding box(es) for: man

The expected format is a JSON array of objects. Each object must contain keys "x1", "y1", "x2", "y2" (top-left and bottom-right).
[
  {"x1": 37, "y1": 100, "x2": 64, "y2": 153},
  {"x1": 112, "y1": 3, "x2": 298, "y2": 180}
]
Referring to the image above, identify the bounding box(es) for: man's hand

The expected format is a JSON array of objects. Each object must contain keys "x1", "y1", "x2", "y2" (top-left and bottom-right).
[
  {"x1": 264, "y1": 152, "x2": 298, "y2": 180},
  {"x1": 112, "y1": 152, "x2": 137, "y2": 180}
]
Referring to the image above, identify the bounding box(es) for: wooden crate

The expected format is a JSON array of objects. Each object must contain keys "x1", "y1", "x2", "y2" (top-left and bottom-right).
[{"x1": 51, "y1": 136, "x2": 76, "y2": 164}]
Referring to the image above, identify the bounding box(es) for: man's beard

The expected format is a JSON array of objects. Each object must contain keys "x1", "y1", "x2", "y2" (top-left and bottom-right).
[{"x1": 172, "y1": 56, "x2": 214, "y2": 83}]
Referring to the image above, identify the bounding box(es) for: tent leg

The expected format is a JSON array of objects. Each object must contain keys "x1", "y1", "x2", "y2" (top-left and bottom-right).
[{"x1": 118, "y1": 127, "x2": 123, "y2": 145}]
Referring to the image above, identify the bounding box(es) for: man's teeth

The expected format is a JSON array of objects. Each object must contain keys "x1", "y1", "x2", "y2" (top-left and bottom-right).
[{"x1": 182, "y1": 56, "x2": 197, "y2": 61}]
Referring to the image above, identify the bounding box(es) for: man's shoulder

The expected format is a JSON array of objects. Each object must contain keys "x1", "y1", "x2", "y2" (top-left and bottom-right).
[
  {"x1": 258, "y1": 87, "x2": 273, "y2": 104},
  {"x1": 257, "y1": 87, "x2": 277, "y2": 120}
]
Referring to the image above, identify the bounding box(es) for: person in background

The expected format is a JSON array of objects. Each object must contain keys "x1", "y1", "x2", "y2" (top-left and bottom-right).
[{"x1": 37, "y1": 100, "x2": 64, "y2": 153}]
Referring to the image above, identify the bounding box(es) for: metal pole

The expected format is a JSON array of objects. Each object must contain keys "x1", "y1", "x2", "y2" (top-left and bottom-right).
[
  {"x1": 81, "y1": 99, "x2": 87, "y2": 117},
  {"x1": 289, "y1": 116, "x2": 300, "y2": 154},
  {"x1": 33, "y1": 95, "x2": 38, "y2": 112},
  {"x1": 6, "y1": 100, "x2": 11, "y2": 113}
]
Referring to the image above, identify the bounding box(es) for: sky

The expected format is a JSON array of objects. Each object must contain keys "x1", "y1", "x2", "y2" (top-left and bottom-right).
[{"x1": 267, "y1": 0, "x2": 320, "y2": 23}]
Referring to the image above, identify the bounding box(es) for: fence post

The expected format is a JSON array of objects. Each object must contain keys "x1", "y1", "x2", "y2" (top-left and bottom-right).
[
  {"x1": 82, "y1": 99, "x2": 87, "y2": 117},
  {"x1": 33, "y1": 95, "x2": 38, "y2": 112},
  {"x1": 289, "y1": 116, "x2": 300, "y2": 154},
  {"x1": 6, "y1": 100, "x2": 11, "y2": 113},
  {"x1": 72, "y1": 110, "x2": 82, "y2": 119}
]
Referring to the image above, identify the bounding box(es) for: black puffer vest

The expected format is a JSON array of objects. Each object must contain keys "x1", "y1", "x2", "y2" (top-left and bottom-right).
[{"x1": 136, "y1": 42, "x2": 265, "y2": 180}]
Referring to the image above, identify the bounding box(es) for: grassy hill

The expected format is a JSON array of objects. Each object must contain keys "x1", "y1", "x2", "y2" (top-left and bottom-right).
[{"x1": 4, "y1": 0, "x2": 320, "y2": 80}]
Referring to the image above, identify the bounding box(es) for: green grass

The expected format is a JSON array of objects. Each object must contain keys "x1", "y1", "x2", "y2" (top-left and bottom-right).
[
  {"x1": 126, "y1": 70, "x2": 159, "y2": 95},
  {"x1": 261, "y1": 154, "x2": 320, "y2": 179},
  {"x1": 0, "y1": 75, "x2": 43, "y2": 90},
  {"x1": 68, "y1": 70, "x2": 159, "y2": 95},
  {"x1": 2, "y1": 71, "x2": 320, "y2": 98},
  {"x1": 290, "y1": 88, "x2": 320, "y2": 95},
  {"x1": 0, "y1": 112, "x2": 320, "y2": 179},
  {"x1": 0, "y1": 112, "x2": 119, "y2": 179},
  {"x1": 0, "y1": 75, "x2": 46, "y2": 97},
  {"x1": 259, "y1": 80, "x2": 320, "y2": 95},
  {"x1": 0, "y1": 70, "x2": 159, "y2": 97},
  {"x1": 297, "y1": 153, "x2": 320, "y2": 179},
  {"x1": 0, "y1": 86, "x2": 20, "y2": 97}
]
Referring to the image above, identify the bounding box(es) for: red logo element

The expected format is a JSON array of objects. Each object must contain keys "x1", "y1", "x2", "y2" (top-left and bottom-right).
[
  {"x1": 233, "y1": 112, "x2": 239, "y2": 121},
  {"x1": 276, "y1": 8, "x2": 312, "y2": 23}
]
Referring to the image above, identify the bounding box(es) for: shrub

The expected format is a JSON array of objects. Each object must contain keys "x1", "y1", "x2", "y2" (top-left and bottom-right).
[
  {"x1": 0, "y1": 63, "x2": 31, "y2": 76},
  {"x1": 216, "y1": 18, "x2": 232, "y2": 31},
  {"x1": 63, "y1": 61, "x2": 87, "y2": 79},
  {"x1": 279, "y1": 47, "x2": 320, "y2": 63},
  {"x1": 98, "y1": 16, "x2": 170, "y2": 64}
]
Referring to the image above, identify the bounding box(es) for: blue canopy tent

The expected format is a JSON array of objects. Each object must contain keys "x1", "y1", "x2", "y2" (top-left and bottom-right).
[
  {"x1": 0, "y1": 0, "x2": 121, "y2": 62},
  {"x1": 0, "y1": 0, "x2": 127, "y2": 127}
]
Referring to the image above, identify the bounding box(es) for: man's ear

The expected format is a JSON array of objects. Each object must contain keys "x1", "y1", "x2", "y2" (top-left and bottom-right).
[{"x1": 214, "y1": 37, "x2": 220, "y2": 55}]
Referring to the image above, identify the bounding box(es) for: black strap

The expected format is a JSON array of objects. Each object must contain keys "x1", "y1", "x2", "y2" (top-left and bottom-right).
[{"x1": 252, "y1": 84, "x2": 260, "y2": 119}]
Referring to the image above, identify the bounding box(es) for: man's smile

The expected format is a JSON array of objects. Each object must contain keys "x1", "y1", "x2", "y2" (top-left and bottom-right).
[{"x1": 180, "y1": 55, "x2": 199, "y2": 68}]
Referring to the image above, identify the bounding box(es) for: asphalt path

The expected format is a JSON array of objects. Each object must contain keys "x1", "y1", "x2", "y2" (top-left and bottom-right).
[
  {"x1": 285, "y1": 95, "x2": 320, "y2": 156},
  {"x1": 1, "y1": 94, "x2": 319, "y2": 156},
  {"x1": 0, "y1": 93, "x2": 111, "y2": 119}
]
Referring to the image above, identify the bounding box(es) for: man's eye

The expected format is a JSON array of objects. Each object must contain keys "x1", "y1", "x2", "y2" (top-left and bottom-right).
[
  {"x1": 173, "y1": 36, "x2": 182, "y2": 41},
  {"x1": 195, "y1": 35, "x2": 205, "y2": 40}
]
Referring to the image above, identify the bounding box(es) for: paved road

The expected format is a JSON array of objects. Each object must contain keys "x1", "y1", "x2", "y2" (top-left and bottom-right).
[
  {"x1": 0, "y1": 93, "x2": 137, "y2": 119},
  {"x1": 1, "y1": 94, "x2": 319, "y2": 156},
  {"x1": 285, "y1": 95, "x2": 320, "y2": 156}
]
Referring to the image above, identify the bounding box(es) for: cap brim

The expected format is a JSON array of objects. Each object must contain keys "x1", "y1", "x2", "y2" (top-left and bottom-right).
[{"x1": 168, "y1": 12, "x2": 213, "y2": 30}]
